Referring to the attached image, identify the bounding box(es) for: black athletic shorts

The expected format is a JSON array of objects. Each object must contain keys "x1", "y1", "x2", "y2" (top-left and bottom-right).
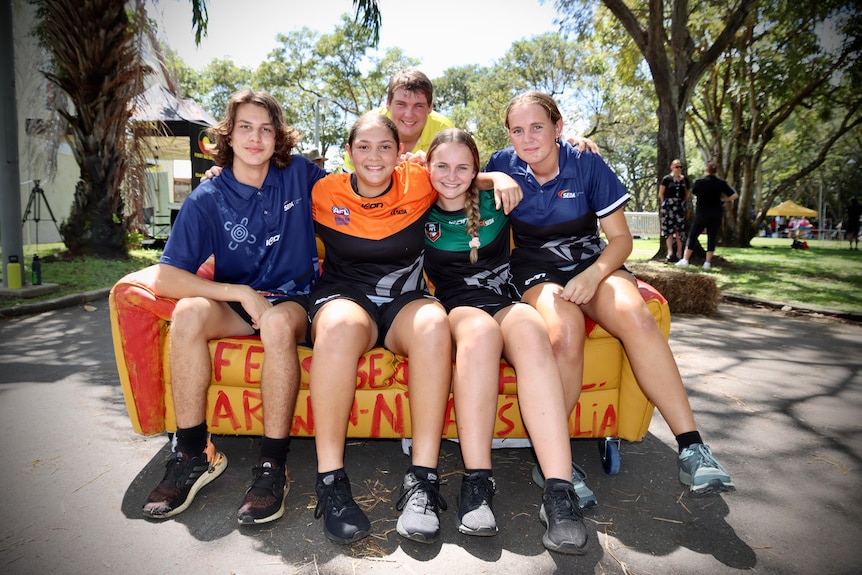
[{"x1": 308, "y1": 281, "x2": 439, "y2": 347}]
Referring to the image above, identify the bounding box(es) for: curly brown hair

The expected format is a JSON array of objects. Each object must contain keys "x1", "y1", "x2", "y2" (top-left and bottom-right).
[{"x1": 209, "y1": 89, "x2": 300, "y2": 169}]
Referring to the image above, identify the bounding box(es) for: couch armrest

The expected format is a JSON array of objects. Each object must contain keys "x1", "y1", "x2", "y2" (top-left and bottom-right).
[{"x1": 110, "y1": 265, "x2": 176, "y2": 435}]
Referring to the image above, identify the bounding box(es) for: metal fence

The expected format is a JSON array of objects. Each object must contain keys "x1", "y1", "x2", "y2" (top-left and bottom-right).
[{"x1": 624, "y1": 212, "x2": 660, "y2": 238}]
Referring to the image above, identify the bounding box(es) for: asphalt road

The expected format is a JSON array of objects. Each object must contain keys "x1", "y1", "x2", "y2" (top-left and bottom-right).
[{"x1": 1, "y1": 299, "x2": 860, "y2": 574}]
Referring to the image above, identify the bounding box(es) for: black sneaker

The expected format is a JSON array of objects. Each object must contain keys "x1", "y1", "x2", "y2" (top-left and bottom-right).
[
  {"x1": 539, "y1": 480, "x2": 588, "y2": 555},
  {"x1": 396, "y1": 470, "x2": 448, "y2": 543},
  {"x1": 314, "y1": 469, "x2": 371, "y2": 544},
  {"x1": 457, "y1": 471, "x2": 497, "y2": 536},
  {"x1": 237, "y1": 458, "x2": 289, "y2": 525},
  {"x1": 142, "y1": 443, "x2": 227, "y2": 519}
]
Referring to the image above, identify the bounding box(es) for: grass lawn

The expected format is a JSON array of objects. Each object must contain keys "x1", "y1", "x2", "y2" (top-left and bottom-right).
[
  {"x1": 2, "y1": 237, "x2": 861, "y2": 314},
  {"x1": 628, "y1": 237, "x2": 862, "y2": 314}
]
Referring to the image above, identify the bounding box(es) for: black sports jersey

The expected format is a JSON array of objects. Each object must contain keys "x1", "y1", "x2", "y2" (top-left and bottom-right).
[
  {"x1": 423, "y1": 191, "x2": 513, "y2": 305},
  {"x1": 311, "y1": 162, "x2": 436, "y2": 300}
]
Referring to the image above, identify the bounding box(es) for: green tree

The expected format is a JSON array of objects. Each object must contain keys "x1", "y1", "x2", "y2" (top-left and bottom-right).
[
  {"x1": 555, "y1": 0, "x2": 756, "y2": 177},
  {"x1": 255, "y1": 15, "x2": 417, "y2": 168},
  {"x1": 30, "y1": 0, "x2": 150, "y2": 258},
  {"x1": 688, "y1": 1, "x2": 862, "y2": 246},
  {"x1": 190, "y1": 58, "x2": 255, "y2": 119}
]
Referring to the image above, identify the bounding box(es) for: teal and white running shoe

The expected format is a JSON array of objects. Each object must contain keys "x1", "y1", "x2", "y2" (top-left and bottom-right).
[
  {"x1": 678, "y1": 443, "x2": 736, "y2": 495},
  {"x1": 532, "y1": 462, "x2": 598, "y2": 509}
]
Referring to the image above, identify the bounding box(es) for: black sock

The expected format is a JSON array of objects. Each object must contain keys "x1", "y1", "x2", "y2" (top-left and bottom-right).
[
  {"x1": 174, "y1": 421, "x2": 207, "y2": 456},
  {"x1": 410, "y1": 465, "x2": 439, "y2": 483},
  {"x1": 317, "y1": 468, "x2": 345, "y2": 483},
  {"x1": 259, "y1": 436, "x2": 291, "y2": 468},
  {"x1": 464, "y1": 468, "x2": 493, "y2": 478},
  {"x1": 676, "y1": 430, "x2": 703, "y2": 453},
  {"x1": 543, "y1": 477, "x2": 573, "y2": 492}
]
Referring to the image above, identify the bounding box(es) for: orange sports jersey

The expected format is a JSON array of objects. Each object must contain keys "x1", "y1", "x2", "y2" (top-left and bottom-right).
[{"x1": 311, "y1": 162, "x2": 437, "y2": 297}]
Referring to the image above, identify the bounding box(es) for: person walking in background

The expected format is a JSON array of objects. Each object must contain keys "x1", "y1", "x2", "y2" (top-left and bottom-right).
[
  {"x1": 486, "y1": 91, "x2": 735, "y2": 503},
  {"x1": 659, "y1": 159, "x2": 690, "y2": 262},
  {"x1": 845, "y1": 197, "x2": 861, "y2": 250},
  {"x1": 675, "y1": 161, "x2": 739, "y2": 270},
  {"x1": 423, "y1": 128, "x2": 590, "y2": 554},
  {"x1": 142, "y1": 89, "x2": 325, "y2": 526}
]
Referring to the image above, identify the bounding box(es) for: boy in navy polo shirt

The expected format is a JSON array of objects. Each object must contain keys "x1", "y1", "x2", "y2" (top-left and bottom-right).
[{"x1": 142, "y1": 90, "x2": 325, "y2": 525}]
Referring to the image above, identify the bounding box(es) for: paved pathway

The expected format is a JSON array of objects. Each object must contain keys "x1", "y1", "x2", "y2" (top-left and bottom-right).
[{"x1": 1, "y1": 300, "x2": 860, "y2": 574}]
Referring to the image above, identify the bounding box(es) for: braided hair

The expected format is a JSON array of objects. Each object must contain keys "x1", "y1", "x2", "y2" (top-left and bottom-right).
[{"x1": 427, "y1": 128, "x2": 482, "y2": 263}]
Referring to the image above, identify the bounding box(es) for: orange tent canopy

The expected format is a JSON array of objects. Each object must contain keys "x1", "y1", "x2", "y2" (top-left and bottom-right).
[{"x1": 766, "y1": 200, "x2": 818, "y2": 217}]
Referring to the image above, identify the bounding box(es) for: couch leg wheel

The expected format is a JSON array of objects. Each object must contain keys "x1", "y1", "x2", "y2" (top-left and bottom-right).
[{"x1": 598, "y1": 437, "x2": 621, "y2": 475}]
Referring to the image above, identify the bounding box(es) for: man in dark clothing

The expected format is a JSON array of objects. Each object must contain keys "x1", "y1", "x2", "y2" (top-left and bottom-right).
[{"x1": 675, "y1": 161, "x2": 738, "y2": 270}]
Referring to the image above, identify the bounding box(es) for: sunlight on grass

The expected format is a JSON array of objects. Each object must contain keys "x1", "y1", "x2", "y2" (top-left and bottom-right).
[
  {"x1": 3, "y1": 238, "x2": 861, "y2": 314},
  {"x1": 628, "y1": 237, "x2": 862, "y2": 314}
]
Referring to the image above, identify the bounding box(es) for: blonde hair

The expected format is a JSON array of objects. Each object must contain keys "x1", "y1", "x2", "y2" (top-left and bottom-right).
[
  {"x1": 427, "y1": 128, "x2": 482, "y2": 264},
  {"x1": 504, "y1": 91, "x2": 563, "y2": 129}
]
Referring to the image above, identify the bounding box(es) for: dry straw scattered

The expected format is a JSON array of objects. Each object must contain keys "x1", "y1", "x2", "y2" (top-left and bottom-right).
[{"x1": 628, "y1": 262, "x2": 721, "y2": 316}]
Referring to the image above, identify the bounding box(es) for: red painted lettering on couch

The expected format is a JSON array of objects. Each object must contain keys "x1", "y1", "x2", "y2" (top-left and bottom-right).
[
  {"x1": 211, "y1": 390, "x2": 240, "y2": 430},
  {"x1": 442, "y1": 396, "x2": 457, "y2": 436},
  {"x1": 244, "y1": 344, "x2": 264, "y2": 384},
  {"x1": 243, "y1": 389, "x2": 263, "y2": 430},
  {"x1": 213, "y1": 341, "x2": 241, "y2": 381},
  {"x1": 292, "y1": 395, "x2": 314, "y2": 435},
  {"x1": 370, "y1": 392, "x2": 403, "y2": 437},
  {"x1": 598, "y1": 404, "x2": 617, "y2": 437},
  {"x1": 496, "y1": 399, "x2": 516, "y2": 436}
]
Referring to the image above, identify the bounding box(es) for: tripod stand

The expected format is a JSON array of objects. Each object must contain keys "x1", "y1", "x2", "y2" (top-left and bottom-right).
[{"x1": 22, "y1": 180, "x2": 61, "y2": 246}]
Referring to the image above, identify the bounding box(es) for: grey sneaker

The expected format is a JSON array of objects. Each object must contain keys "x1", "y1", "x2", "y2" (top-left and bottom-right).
[
  {"x1": 531, "y1": 462, "x2": 598, "y2": 509},
  {"x1": 539, "y1": 480, "x2": 588, "y2": 555},
  {"x1": 457, "y1": 471, "x2": 497, "y2": 536},
  {"x1": 395, "y1": 470, "x2": 448, "y2": 543},
  {"x1": 678, "y1": 443, "x2": 735, "y2": 495}
]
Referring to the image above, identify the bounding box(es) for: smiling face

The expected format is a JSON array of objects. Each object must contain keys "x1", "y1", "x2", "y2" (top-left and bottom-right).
[
  {"x1": 347, "y1": 118, "x2": 401, "y2": 197},
  {"x1": 387, "y1": 88, "x2": 431, "y2": 148},
  {"x1": 428, "y1": 141, "x2": 477, "y2": 211},
  {"x1": 229, "y1": 102, "x2": 276, "y2": 175},
  {"x1": 505, "y1": 102, "x2": 563, "y2": 176}
]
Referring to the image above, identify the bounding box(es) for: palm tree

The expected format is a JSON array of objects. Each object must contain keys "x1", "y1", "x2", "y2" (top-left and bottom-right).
[
  {"x1": 31, "y1": 0, "x2": 150, "y2": 258},
  {"x1": 29, "y1": 0, "x2": 380, "y2": 259}
]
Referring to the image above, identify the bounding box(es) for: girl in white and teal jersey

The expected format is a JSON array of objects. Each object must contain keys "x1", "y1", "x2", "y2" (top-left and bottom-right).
[{"x1": 422, "y1": 128, "x2": 591, "y2": 556}]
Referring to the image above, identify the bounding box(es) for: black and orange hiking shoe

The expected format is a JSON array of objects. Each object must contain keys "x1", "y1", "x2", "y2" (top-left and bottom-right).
[
  {"x1": 237, "y1": 458, "x2": 289, "y2": 525},
  {"x1": 142, "y1": 440, "x2": 227, "y2": 519}
]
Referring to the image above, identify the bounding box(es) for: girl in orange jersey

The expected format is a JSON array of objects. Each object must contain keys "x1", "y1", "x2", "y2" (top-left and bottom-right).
[{"x1": 307, "y1": 113, "x2": 520, "y2": 545}]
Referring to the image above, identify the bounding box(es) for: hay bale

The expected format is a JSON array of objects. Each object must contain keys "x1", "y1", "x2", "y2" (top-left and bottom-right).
[{"x1": 628, "y1": 262, "x2": 720, "y2": 316}]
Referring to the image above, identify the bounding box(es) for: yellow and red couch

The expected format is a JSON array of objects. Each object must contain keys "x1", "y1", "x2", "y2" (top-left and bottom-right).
[{"x1": 110, "y1": 261, "x2": 668, "y2": 443}]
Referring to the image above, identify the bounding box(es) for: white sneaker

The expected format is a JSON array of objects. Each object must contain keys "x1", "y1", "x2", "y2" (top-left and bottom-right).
[
  {"x1": 702, "y1": 262, "x2": 712, "y2": 270},
  {"x1": 675, "y1": 259, "x2": 689, "y2": 267}
]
